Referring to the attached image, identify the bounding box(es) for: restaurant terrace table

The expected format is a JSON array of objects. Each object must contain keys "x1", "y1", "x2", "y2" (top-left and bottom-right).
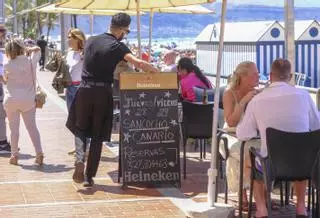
[{"x1": 216, "y1": 128, "x2": 260, "y2": 218}]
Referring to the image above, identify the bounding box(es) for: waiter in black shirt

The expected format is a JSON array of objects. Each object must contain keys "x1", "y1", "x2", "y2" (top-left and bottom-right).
[{"x1": 66, "y1": 13, "x2": 158, "y2": 187}]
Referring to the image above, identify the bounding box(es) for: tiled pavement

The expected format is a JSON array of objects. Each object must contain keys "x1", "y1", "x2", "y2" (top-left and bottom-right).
[
  {"x1": 0, "y1": 70, "x2": 186, "y2": 218},
  {"x1": 0, "y1": 70, "x2": 310, "y2": 218},
  {"x1": 0, "y1": 200, "x2": 185, "y2": 218}
]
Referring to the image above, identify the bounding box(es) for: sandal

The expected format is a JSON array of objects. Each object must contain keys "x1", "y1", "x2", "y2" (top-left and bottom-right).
[
  {"x1": 243, "y1": 202, "x2": 256, "y2": 212},
  {"x1": 270, "y1": 200, "x2": 281, "y2": 210},
  {"x1": 9, "y1": 155, "x2": 18, "y2": 165},
  {"x1": 242, "y1": 201, "x2": 279, "y2": 212},
  {"x1": 296, "y1": 215, "x2": 308, "y2": 218},
  {"x1": 35, "y1": 153, "x2": 44, "y2": 165}
]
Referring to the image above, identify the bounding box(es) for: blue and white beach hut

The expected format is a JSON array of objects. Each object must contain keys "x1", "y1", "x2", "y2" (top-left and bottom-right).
[
  {"x1": 292, "y1": 20, "x2": 320, "y2": 87},
  {"x1": 195, "y1": 21, "x2": 284, "y2": 83},
  {"x1": 256, "y1": 22, "x2": 285, "y2": 78}
]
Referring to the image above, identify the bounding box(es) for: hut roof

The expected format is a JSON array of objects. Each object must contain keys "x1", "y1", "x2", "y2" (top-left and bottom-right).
[
  {"x1": 279, "y1": 20, "x2": 320, "y2": 40},
  {"x1": 196, "y1": 21, "x2": 278, "y2": 43}
]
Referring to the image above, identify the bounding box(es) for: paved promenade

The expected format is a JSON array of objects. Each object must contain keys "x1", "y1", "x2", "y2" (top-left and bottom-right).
[
  {"x1": 0, "y1": 70, "x2": 310, "y2": 218},
  {"x1": 0, "y1": 70, "x2": 206, "y2": 218}
]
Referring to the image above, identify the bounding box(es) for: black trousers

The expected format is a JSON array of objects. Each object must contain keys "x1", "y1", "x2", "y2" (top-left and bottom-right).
[
  {"x1": 75, "y1": 129, "x2": 103, "y2": 178},
  {"x1": 39, "y1": 53, "x2": 45, "y2": 67},
  {"x1": 66, "y1": 85, "x2": 114, "y2": 178},
  {"x1": 86, "y1": 137, "x2": 103, "y2": 178}
]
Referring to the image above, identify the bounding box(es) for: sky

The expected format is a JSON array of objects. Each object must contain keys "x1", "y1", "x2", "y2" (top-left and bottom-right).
[{"x1": 216, "y1": 0, "x2": 320, "y2": 8}]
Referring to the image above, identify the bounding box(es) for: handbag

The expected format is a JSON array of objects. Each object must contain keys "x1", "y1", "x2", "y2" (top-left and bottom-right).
[
  {"x1": 31, "y1": 61, "x2": 47, "y2": 109},
  {"x1": 45, "y1": 52, "x2": 60, "y2": 72},
  {"x1": 50, "y1": 53, "x2": 71, "y2": 94},
  {"x1": 35, "y1": 86, "x2": 47, "y2": 109}
]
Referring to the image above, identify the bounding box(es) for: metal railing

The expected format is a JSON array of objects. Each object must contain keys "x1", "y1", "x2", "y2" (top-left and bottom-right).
[
  {"x1": 47, "y1": 48, "x2": 61, "y2": 61},
  {"x1": 205, "y1": 73, "x2": 320, "y2": 110}
]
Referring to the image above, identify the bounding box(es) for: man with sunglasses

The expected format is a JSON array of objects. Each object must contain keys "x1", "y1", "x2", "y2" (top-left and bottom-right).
[
  {"x1": 66, "y1": 13, "x2": 159, "y2": 187},
  {"x1": 0, "y1": 24, "x2": 11, "y2": 154}
]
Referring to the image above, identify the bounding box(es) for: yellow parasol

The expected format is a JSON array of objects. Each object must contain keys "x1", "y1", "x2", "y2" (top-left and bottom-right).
[
  {"x1": 37, "y1": 4, "x2": 144, "y2": 35},
  {"x1": 143, "y1": 5, "x2": 214, "y2": 60},
  {"x1": 55, "y1": 0, "x2": 216, "y2": 57},
  {"x1": 37, "y1": 4, "x2": 141, "y2": 16}
]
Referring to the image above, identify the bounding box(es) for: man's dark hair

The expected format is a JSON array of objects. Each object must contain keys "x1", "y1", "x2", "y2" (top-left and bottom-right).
[{"x1": 111, "y1": 13, "x2": 131, "y2": 28}]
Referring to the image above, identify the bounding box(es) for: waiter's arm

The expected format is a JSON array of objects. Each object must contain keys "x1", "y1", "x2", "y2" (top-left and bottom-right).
[{"x1": 124, "y1": 53, "x2": 159, "y2": 73}]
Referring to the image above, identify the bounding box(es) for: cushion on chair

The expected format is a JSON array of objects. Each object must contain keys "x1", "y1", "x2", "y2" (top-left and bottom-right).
[
  {"x1": 193, "y1": 86, "x2": 226, "y2": 109},
  {"x1": 193, "y1": 86, "x2": 214, "y2": 102}
]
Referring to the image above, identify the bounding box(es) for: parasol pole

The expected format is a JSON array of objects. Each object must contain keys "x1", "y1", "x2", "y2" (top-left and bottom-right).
[
  {"x1": 207, "y1": 0, "x2": 227, "y2": 207},
  {"x1": 284, "y1": 0, "x2": 295, "y2": 85},
  {"x1": 136, "y1": 0, "x2": 142, "y2": 59},
  {"x1": 148, "y1": 9, "x2": 154, "y2": 62},
  {"x1": 90, "y1": 14, "x2": 94, "y2": 36}
]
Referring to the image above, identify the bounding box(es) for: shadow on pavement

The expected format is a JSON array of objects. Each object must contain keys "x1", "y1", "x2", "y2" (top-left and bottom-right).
[
  {"x1": 18, "y1": 153, "x2": 35, "y2": 160},
  {"x1": 77, "y1": 183, "x2": 161, "y2": 197},
  {"x1": 20, "y1": 163, "x2": 73, "y2": 173},
  {"x1": 59, "y1": 95, "x2": 66, "y2": 101},
  {"x1": 0, "y1": 153, "x2": 35, "y2": 159},
  {"x1": 100, "y1": 155, "x2": 118, "y2": 163}
]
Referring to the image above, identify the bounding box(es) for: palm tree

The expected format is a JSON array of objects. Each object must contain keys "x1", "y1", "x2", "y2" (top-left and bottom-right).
[
  {"x1": 46, "y1": 13, "x2": 57, "y2": 41},
  {"x1": 5, "y1": 0, "x2": 58, "y2": 39}
]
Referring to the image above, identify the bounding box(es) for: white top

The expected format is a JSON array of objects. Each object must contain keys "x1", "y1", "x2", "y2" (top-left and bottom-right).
[
  {"x1": 161, "y1": 64, "x2": 177, "y2": 73},
  {"x1": 66, "y1": 50, "x2": 83, "y2": 82},
  {"x1": 236, "y1": 82, "x2": 320, "y2": 158},
  {"x1": 3, "y1": 52, "x2": 40, "y2": 112}
]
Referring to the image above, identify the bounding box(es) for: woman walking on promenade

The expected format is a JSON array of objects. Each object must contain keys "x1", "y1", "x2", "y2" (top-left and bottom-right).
[
  {"x1": 3, "y1": 39, "x2": 44, "y2": 165},
  {"x1": 64, "y1": 28, "x2": 88, "y2": 158}
]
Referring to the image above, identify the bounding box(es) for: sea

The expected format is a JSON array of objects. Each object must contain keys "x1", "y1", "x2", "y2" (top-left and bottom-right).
[
  {"x1": 50, "y1": 35, "x2": 196, "y2": 51},
  {"x1": 46, "y1": 4, "x2": 320, "y2": 51}
]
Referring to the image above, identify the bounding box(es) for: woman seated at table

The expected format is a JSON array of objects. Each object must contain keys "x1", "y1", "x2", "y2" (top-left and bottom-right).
[
  {"x1": 222, "y1": 61, "x2": 260, "y2": 210},
  {"x1": 177, "y1": 57, "x2": 212, "y2": 102}
]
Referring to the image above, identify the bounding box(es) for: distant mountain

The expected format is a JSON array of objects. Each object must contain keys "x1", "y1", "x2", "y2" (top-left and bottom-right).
[{"x1": 49, "y1": 4, "x2": 320, "y2": 40}]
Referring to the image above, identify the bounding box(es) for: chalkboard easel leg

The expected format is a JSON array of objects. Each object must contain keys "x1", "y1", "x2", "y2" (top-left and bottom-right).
[
  {"x1": 118, "y1": 144, "x2": 122, "y2": 183},
  {"x1": 199, "y1": 139, "x2": 203, "y2": 159},
  {"x1": 183, "y1": 140, "x2": 187, "y2": 179},
  {"x1": 203, "y1": 139, "x2": 206, "y2": 159}
]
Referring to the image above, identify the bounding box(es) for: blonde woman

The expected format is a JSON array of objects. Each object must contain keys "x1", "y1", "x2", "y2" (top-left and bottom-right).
[
  {"x1": 3, "y1": 39, "x2": 43, "y2": 165},
  {"x1": 222, "y1": 61, "x2": 260, "y2": 210}
]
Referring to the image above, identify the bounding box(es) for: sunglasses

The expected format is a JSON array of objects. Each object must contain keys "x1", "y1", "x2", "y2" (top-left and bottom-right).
[
  {"x1": 122, "y1": 28, "x2": 130, "y2": 35},
  {"x1": 68, "y1": 34, "x2": 76, "y2": 39}
]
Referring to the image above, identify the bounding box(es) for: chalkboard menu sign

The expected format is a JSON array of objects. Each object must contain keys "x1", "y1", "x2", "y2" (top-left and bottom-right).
[{"x1": 119, "y1": 73, "x2": 180, "y2": 187}]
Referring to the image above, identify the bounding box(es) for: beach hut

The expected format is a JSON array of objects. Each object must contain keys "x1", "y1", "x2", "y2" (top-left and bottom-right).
[
  {"x1": 256, "y1": 21, "x2": 285, "y2": 78},
  {"x1": 293, "y1": 20, "x2": 320, "y2": 87},
  {"x1": 195, "y1": 21, "x2": 284, "y2": 83}
]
